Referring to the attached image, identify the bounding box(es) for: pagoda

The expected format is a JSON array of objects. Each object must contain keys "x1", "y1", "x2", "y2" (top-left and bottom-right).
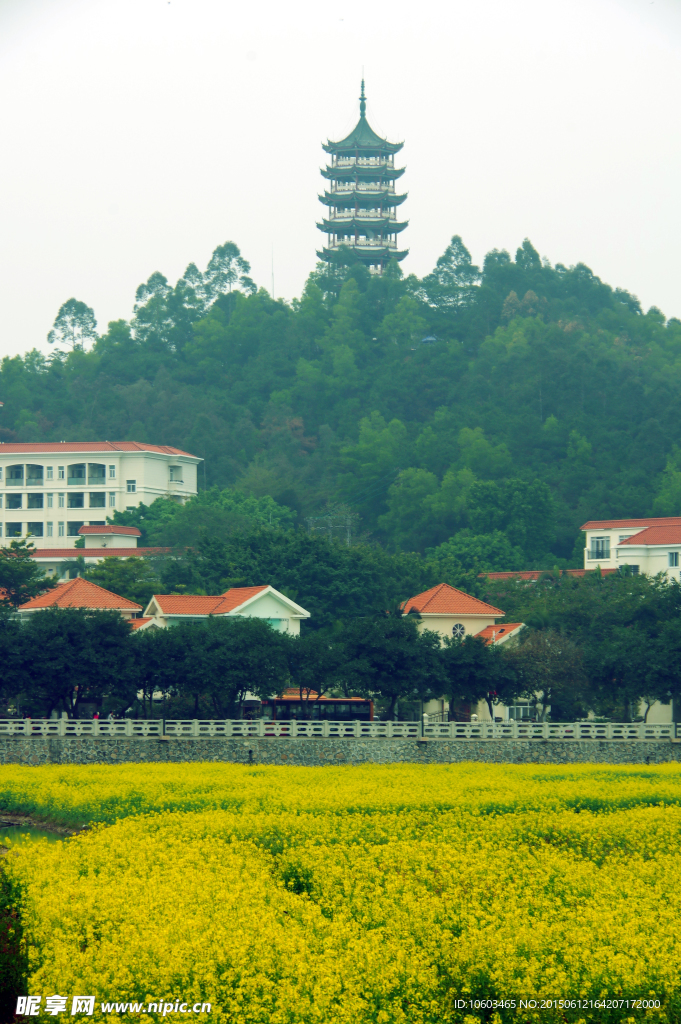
[{"x1": 317, "y1": 82, "x2": 408, "y2": 274}]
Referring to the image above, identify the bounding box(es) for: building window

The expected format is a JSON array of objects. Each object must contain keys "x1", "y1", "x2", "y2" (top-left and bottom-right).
[
  {"x1": 58, "y1": 493, "x2": 65, "y2": 508},
  {"x1": 67, "y1": 521, "x2": 84, "y2": 537},
  {"x1": 127, "y1": 480, "x2": 136, "y2": 493},
  {"x1": 58, "y1": 466, "x2": 65, "y2": 480},
  {"x1": 27, "y1": 494, "x2": 43, "y2": 510},
  {"x1": 67, "y1": 493, "x2": 84, "y2": 509},
  {"x1": 58, "y1": 522, "x2": 65, "y2": 537},
  {"x1": 88, "y1": 520, "x2": 105, "y2": 526},
  {"x1": 46, "y1": 467, "x2": 54, "y2": 480},
  {"x1": 27, "y1": 523, "x2": 43, "y2": 538},
  {"x1": 508, "y1": 704, "x2": 533, "y2": 721},
  {"x1": 26, "y1": 465, "x2": 43, "y2": 485},
  {"x1": 0, "y1": 467, "x2": 3, "y2": 480},
  {"x1": 0, "y1": 524, "x2": 2, "y2": 537},
  {"x1": 589, "y1": 537, "x2": 610, "y2": 559},
  {"x1": 630, "y1": 565, "x2": 640, "y2": 575},
  {"x1": 47, "y1": 494, "x2": 53, "y2": 508},
  {"x1": 670, "y1": 553, "x2": 679, "y2": 568},
  {"x1": 452, "y1": 623, "x2": 466, "y2": 638},
  {"x1": 109, "y1": 492, "x2": 116, "y2": 507},
  {"x1": 169, "y1": 466, "x2": 183, "y2": 482},
  {"x1": 7, "y1": 465, "x2": 23, "y2": 485},
  {"x1": 7, "y1": 494, "x2": 22, "y2": 510},
  {"x1": 0, "y1": 496, "x2": 3, "y2": 509},
  {"x1": 109, "y1": 465, "x2": 116, "y2": 479},
  {"x1": 6, "y1": 523, "x2": 22, "y2": 538},
  {"x1": 67, "y1": 464, "x2": 86, "y2": 486},
  {"x1": 89, "y1": 493, "x2": 106, "y2": 508},
  {"x1": 87, "y1": 463, "x2": 106, "y2": 485},
  {"x1": 47, "y1": 522, "x2": 53, "y2": 537}
]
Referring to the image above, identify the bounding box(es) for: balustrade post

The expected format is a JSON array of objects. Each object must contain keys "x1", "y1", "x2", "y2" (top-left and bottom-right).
[
  {"x1": 125, "y1": 718, "x2": 133, "y2": 737},
  {"x1": 192, "y1": 720, "x2": 199, "y2": 737}
]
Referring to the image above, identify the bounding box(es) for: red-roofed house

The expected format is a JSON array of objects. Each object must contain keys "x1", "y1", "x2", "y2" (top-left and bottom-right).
[
  {"x1": 143, "y1": 585, "x2": 311, "y2": 634},
  {"x1": 581, "y1": 517, "x2": 681, "y2": 577},
  {"x1": 401, "y1": 582, "x2": 505, "y2": 641},
  {"x1": 475, "y1": 623, "x2": 525, "y2": 646},
  {"x1": 402, "y1": 583, "x2": 527, "y2": 724},
  {"x1": 17, "y1": 577, "x2": 143, "y2": 620}
]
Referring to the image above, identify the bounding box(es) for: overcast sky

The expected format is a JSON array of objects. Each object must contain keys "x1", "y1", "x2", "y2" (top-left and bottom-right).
[{"x1": 0, "y1": 0, "x2": 679, "y2": 359}]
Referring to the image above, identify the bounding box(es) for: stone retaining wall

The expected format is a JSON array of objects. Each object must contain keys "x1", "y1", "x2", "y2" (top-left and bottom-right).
[{"x1": 0, "y1": 736, "x2": 679, "y2": 766}]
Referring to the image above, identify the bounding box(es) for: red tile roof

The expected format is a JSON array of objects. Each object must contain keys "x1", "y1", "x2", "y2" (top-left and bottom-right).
[
  {"x1": 129, "y1": 617, "x2": 154, "y2": 630},
  {"x1": 151, "y1": 586, "x2": 269, "y2": 616},
  {"x1": 618, "y1": 526, "x2": 681, "y2": 546},
  {"x1": 78, "y1": 525, "x2": 141, "y2": 537},
  {"x1": 30, "y1": 548, "x2": 170, "y2": 558},
  {"x1": 475, "y1": 623, "x2": 525, "y2": 645},
  {"x1": 482, "y1": 568, "x2": 617, "y2": 581},
  {"x1": 18, "y1": 577, "x2": 142, "y2": 611},
  {"x1": 0, "y1": 441, "x2": 199, "y2": 456},
  {"x1": 580, "y1": 517, "x2": 681, "y2": 530},
  {"x1": 402, "y1": 583, "x2": 504, "y2": 617}
]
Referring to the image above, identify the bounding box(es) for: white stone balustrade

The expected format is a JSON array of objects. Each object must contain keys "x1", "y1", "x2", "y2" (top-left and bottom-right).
[{"x1": 0, "y1": 719, "x2": 675, "y2": 740}]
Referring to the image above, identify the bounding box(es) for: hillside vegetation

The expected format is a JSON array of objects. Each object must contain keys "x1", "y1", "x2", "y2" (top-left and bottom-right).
[{"x1": 2, "y1": 236, "x2": 681, "y2": 568}]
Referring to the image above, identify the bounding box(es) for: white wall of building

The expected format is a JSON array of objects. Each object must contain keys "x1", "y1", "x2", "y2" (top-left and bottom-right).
[
  {"x1": 414, "y1": 613, "x2": 498, "y2": 641},
  {"x1": 0, "y1": 446, "x2": 200, "y2": 549}
]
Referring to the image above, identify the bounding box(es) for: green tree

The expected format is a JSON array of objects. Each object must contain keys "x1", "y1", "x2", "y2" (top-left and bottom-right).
[
  {"x1": 0, "y1": 541, "x2": 58, "y2": 608},
  {"x1": 284, "y1": 628, "x2": 346, "y2": 715},
  {"x1": 84, "y1": 557, "x2": 163, "y2": 607},
  {"x1": 429, "y1": 530, "x2": 526, "y2": 573},
  {"x1": 205, "y1": 241, "x2": 256, "y2": 298},
  {"x1": 502, "y1": 628, "x2": 589, "y2": 721},
  {"x1": 47, "y1": 298, "x2": 97, "y2": 350},
  {"x1": 439, "y1": 633, "x2": 515, "y2": 720},
  {"x1": 342, "y1": 616, "x2": 442, "y2": 720},
  {"x1": 1, "y1": 609, "x2": 134, "y2": 717},
  {"x1": 420, "y1": 235, "x2": 481, "y2": 309}
]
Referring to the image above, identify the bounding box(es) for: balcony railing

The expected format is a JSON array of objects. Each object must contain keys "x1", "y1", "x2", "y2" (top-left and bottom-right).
[
  {"x1": 329, "y1": 239, "x2": 398, "y2": 249},
  {"x1": 333, "y1": 157, "x2": 393, "y2": 168},
  {"x1": 587, "y1": 550, "x2": 610, "y2": 560},
  {"x1": 331, "y1": 184, "x2": 395, "y2": 193},
  {"x1": 328, "y1": 212, "x2": 396, "y2": 221}
]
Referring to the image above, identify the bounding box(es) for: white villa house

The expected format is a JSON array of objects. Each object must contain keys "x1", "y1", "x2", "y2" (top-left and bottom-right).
[
  {"x1": 140, "y1": 586, "x2": 311, "y2": 634},
  {"x1": 401, "y1": 583, "x2": 527, "y2": 723},
  {"x1": 0, "y1": 441, "x2": 200, "y2": 549},
  {"x1": 581, "y1": 517, "x2": 681, "y2": 577}
]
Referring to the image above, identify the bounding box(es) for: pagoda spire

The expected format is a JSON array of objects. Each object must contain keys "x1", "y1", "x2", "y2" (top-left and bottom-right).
[{"x1": 317, "y1": 86, "x2": 408, "y2": 275}]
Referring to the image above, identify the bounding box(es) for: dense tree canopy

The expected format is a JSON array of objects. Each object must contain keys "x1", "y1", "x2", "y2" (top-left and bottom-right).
[{"x1": 2, "y1": 237, "x2": 681, "y2": 569}]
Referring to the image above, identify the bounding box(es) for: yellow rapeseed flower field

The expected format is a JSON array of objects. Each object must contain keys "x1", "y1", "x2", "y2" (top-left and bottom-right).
[{"x1": 2, "y1": 763, "x2": 681, "y2": 1023}]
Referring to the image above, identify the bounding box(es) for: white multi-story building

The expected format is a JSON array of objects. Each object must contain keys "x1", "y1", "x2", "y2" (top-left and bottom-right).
[
  {"x1": 0, "y1": 441, "x2": 200, "y2": 550},
  {"x1": 581, "y1": 517, "x2": 681, "y2": 579}
]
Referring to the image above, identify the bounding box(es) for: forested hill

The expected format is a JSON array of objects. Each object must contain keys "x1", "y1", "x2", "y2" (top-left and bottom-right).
[{"x1": 2, "y1": 236, "x2": 681, "y2": 570}]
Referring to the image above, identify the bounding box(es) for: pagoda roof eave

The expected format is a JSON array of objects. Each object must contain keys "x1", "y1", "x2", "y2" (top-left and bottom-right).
[
  {"x1": 315, "y1": 191, "x2": 405, "y2": 206},
  {"x1": 320, "y1": 166, "x2": 405, "y2": 181},
  {"x1": 318, "y1": 220, "x2": 409, "y2": 233},
  {"x1": 319, "y1": 191, "x2": 408, "y2": 207},
  {"x1": 317, "y1": 246, "x2": 409, "y2": 262},
  {"x1": 322, "y1": 115, "x2": 403, "y2": 154}
]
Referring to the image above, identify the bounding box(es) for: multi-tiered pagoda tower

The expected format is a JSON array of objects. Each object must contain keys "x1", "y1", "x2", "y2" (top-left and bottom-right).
[{"x1": 317, "y1": 82, "x2": 408, "y2": 274}]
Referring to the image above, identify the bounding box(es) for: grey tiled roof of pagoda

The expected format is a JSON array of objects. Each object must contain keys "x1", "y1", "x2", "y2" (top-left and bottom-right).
[{"x1": 322, "y1": 114, "x2": 403, "y2": 154}]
